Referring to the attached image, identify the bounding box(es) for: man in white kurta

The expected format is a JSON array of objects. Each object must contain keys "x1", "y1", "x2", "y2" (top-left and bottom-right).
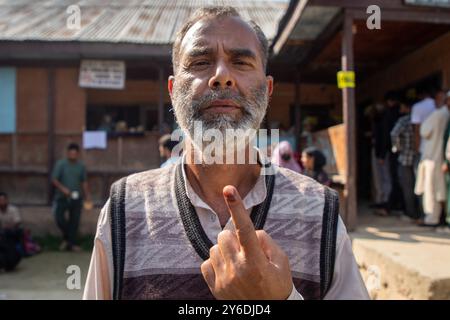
[{"x1": 415, "y1": 99, "x2": 450, "y2": 225}]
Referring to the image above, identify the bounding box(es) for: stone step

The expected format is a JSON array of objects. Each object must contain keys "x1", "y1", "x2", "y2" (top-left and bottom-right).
[{"x1": 351, "y1": 226, "x2": 450, "y2": 300}]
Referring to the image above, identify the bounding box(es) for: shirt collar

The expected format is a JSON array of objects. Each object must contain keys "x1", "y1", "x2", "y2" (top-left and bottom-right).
[{"x1": 180, "y1": 150, "x2": 268, "y2": 213}]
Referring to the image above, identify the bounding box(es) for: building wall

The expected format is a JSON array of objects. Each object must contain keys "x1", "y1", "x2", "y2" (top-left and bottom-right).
[
  {"x1": 87, "y1": 79, "x2": 171, "y2": 105},
  {"x1": 55, "y1": 68, "x2": 86, "y2": 134},
  {"x1": 267, "y1": 82, "x2": 341, "y2": 129},
  {"x1": 359, "y1": 31, "x2": 450, "y2": 103},
  {"x1": 15, "y1": 68, "x2": 49, "y2": 169},
  {"x1": 17, "y1": 68, "x2": 48, "y2": 133}
]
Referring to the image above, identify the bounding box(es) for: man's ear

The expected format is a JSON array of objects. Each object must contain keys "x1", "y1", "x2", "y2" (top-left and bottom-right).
[
  {"x1": 266, "y1": 75, "x2": 274, "y2": 97},
  {"x1": 168, "y1": 75, "x2": 175, "y2": 97}
]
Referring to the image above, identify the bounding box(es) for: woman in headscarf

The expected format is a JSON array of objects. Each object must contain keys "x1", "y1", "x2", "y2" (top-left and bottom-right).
[
  {"x1": 271, "y1": 141, "x2": 302, "y2": 173},
  {"x1": 301, "y1": 147, "x2": 331, "y2": 186}
]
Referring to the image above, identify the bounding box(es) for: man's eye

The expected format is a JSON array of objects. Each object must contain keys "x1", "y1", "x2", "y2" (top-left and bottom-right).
[
  {"x1": 192, "y1": 61, "x2": 210, "y2": 66},
  {"x1": 233, "y1": 60, "x2": 250, "y2": 66}
]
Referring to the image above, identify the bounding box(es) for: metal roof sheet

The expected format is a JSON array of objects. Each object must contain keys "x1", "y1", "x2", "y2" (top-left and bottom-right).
[{"x1": 0, "y1": 0, "x2": 288, "y2": 44}]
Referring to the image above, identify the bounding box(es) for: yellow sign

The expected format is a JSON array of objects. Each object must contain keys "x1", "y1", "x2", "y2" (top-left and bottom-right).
[{"x1": 337, "y1": 71, "x2": 355, "y2": 89}]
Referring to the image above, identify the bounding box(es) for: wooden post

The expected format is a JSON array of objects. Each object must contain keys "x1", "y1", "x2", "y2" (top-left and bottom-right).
[
  {"x1": 12, "y1": 133, "x2": 17, "y2": 170},
  {"x1": 118, "y1": 136, "x2": 123, "y2": 168},
  {"x1": 294, "y1": 71, "x2": 302, "y2": 147},
  {"x1": 341, "y1": 11, "x2": 357, "y2": 230},
  {"x1": 158, "y1": 66, "x2": 164, "y2": 133},
  {"x1": 47, "y1": 68, "x2": 56, "y2": 204}
]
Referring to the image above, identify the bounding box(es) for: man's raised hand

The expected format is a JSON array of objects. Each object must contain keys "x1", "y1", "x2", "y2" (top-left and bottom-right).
[{"x1": 200, "y1": 185, "x2": 293, "y2": 300}]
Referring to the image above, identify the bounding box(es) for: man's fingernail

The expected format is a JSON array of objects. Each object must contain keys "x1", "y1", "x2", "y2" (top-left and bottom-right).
[{"x1": 224, "y1": 187, "x2": 236, "y2": 201}]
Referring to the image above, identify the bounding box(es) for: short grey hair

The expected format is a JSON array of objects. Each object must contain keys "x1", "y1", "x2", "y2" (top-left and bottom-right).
[{"x1": 171, "y1": 6, "x2": 269, "y2": 74}]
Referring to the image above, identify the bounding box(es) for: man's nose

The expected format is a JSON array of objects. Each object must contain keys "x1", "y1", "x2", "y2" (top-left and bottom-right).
[{"x1": 208, "y1": 62, "x2": 235, "y2": 90}]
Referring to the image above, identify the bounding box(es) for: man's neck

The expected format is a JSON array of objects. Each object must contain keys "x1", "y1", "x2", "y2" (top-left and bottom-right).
[{"x1": 184, "y1": 142, "x2": 261, "y2": 226}]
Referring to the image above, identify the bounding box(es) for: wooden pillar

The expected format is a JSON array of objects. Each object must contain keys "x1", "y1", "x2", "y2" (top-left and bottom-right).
[
  {"x1": 294, "y1": 71, "x2": 302, "y2": 148},
  {"x1": 118, "y1": 136, "x2": 123, "y2": 168},
  {"x1": 12, "y1": 133, "x2": 17, "y2": 170},
  {"x1": 47, "y1": 68, "x2": 56, "y2": 204},
  {"x1": 341, "y1": 11, "x2": 357, "y2": 230},
  {"x1": 158, "y1": 66, "x2": 165, "y2": 133}
]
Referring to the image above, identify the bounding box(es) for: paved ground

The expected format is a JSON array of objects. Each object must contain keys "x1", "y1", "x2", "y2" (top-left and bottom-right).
[
  {"x1": 351, "y1": 206, "x2": 450, "y2": 299},
  {"x1": 0, "y1": 252, "x2": 91, "y2": 300}
]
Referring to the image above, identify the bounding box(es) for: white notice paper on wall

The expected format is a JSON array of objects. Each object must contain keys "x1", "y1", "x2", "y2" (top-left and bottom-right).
[{"x1": 83, "y1": 131, "x2": 107, "y2": 149}]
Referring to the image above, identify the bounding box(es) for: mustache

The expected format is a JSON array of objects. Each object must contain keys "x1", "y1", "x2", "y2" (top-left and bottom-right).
[
  {"x1": 191, "y1": 88, "x2": 266, "y2": 118},
  {"x1": 193, "y1": 90, "x2": 246, "y2": 112}
]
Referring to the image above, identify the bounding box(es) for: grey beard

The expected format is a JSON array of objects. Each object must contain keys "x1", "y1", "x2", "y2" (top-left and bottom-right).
[{"x1": 171, "y1": 83, "x2": 268, "y2": 143}]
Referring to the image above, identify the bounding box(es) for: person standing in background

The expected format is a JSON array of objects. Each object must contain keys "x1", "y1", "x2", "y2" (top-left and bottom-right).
[
  {"x1": 415, "y1": 89, "x2": 449, "y2": 226},
  {"x1": 440, "y1": 91, "x2": 450, "y2": 232},
  {"x1": 52, "y1": 143, "x2": 91, "y2": 252},
  {"x1": 390, "y1": 99, "x2": 419, "y2": 222},
  {"x1": 411, "y1": 86, "x2": 436, "y2": 169},
  {"x1": 384, "y1": 91, "x2": 403, "y2": 212},
  {"x1": 371, "y1": 103, "x2": 392, "y2": 216}
]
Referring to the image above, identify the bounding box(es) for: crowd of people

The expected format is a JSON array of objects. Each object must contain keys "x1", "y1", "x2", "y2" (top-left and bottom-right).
[{"x1": 368, "y1": 86, "x2": 450, "y2": 231}]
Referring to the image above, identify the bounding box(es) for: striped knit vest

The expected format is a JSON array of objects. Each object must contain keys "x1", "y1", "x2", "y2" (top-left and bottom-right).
[{"x1": 109, "y1": 162, "x2": 339, "y2": 300}]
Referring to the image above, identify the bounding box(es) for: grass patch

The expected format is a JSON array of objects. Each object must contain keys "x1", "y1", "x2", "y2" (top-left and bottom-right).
[{"x1": 33, "y1": 234, "x2": 95, "y2": 252}]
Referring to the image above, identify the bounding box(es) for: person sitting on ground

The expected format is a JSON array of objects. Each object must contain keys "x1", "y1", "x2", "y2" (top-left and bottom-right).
[
  {"x1": 301, "y1": 147, "x2": 331, "y2": 186},
  {"x1": 0, "y1": 192, "x2": 41, "y2": 257}
]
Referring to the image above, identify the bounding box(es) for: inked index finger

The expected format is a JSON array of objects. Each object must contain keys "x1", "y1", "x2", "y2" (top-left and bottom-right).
[{"x1": 223, "y1": 185, "x2": 264, "y2": 259}]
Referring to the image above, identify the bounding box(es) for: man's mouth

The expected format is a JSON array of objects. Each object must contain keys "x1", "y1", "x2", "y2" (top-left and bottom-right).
[{"x1": 204, "y1": 99, "x2": 241, "y2": 114}]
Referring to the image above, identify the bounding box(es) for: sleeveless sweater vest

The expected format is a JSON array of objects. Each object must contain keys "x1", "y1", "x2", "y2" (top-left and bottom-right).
[{"x1": 110, "y1": 163, "x2": 338, "y2": 300}]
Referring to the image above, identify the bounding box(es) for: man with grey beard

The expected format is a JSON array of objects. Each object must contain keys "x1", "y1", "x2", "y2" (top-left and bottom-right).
[{"x1": 84, "y1": 6, "x2": 369, "y2": 300}]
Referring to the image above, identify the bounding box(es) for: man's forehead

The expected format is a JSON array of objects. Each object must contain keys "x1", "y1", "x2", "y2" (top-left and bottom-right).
[{"x1": 180, "y1": 16, "x2": 260, "y2": 56}]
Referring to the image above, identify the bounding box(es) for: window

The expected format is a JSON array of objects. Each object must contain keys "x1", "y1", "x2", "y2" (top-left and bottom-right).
[
  {"x1": 0, "y1": 68, "x2": 16, "y2": 133},
  {"x1": 86, "y1": 103, "x2": 176, "y2": 136},
  {"x1": 86, "y1": 105, "x2": 143, "y2": 136}
]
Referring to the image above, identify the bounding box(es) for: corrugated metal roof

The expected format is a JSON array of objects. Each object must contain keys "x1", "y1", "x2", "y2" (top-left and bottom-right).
[
  {"x1": 289, "y1": 5, "x2": 339, "y2": 41},
  {"x1": 0, "y1": 0, "x2": 288, "y2": 44}
]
